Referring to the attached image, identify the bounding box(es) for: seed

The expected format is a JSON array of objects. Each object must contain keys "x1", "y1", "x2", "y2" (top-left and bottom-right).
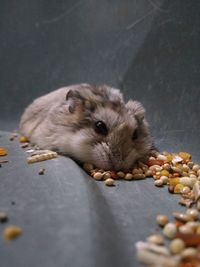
[
  {"x1": 160, "y1": 170, "x2": 170, "y2": 177},
  {"x1": 181, "y1": 247, "x2": 197, "y2": 258},
  {"x1": 110, "y1": 171, "x2": 118, "y2": 179},
  {"x1": 160, "y1": 176, "x2": 168, "y2": 185},
  {"x1": 186, "y1": 209, "x2": 199, "y2": 220},
  {"x1": 163, "y1": 163, "x2": 170, "y2": 170},
  {"x1": 19, "y1": 136, "x2": 29, "y2": 143},
  {"x1": 132, "y1": 174, "x2": 145, "y2": 180},
  {"x1": 154, "y1": 179, "x2": 163, "y2": 187},
  {"x1": 124, "y1": 173, "x2": 133, "y2": 180},
  {"x1": 182, "y1": 164, "x2": 190, "y2": 172},
  {"x1": 93, "y1": 172, "x2": 103, "y2": 180},
  {"x1": 171, "y1": 166, "x2": 182, "y2": 174},
  {"x1": 168, "y1": 185, "x2": 174, "y2": 194},
  {"x1": 173, "y1": 212, "x2": 193, "y2": 223},
  {"x1": 187, "y1": 161, "x2": 194, "y2": 169},
  {"x1": 179, "y1": 225, "x2": 194, "y2": 234},
  {"x1": 0, "y1": 148, "x2": 7, "y2": 157},
  {"x1": 157, "y1": 155, "x2": 167, "y2": 161},
  {"x1": 3, "y1": 225, "x2": 22, "y2": 240},
  {"x1": 147, "y1": 160, "x2": 164, "y2": 167},
  {"x1": 149, "y1": 165, "x2": 162, "y2": 171},
  {"x1": 189, "y1": 174, "x2": 197, "y2": 179},
  {"x1": 169, "y1": 178, "x2": 180, "y2": 187},
  {"x1": 192, "y1": 164, "x2": 200, "y2": 172},
  {"x1": 0, "y1": 212, "x2": 8, "y2": 223},
  {"x1": 27, "y1": 151, "x2": 58, "y2": 163},
  {"x1": 179, "y1": 177, "x2": 196, "y2": 188},
  {"x1": 169, "y1": 238, "x2": 185, "y2": 254},
  {"x1": 163, "y1": 223, "x2": 177, "y2": 239},
  {"x1": 104, "y1": 178, "x2": 115, "y2": 186},
  {"x1": 185, "y1": 221, "x2": 199, "y2": 231},
  {"x1": 196, "y1": 226, "x2": 200, "y2": 234},
  {"x1": 132, "y1": 168, "x2": 143, "y2": 175},
  {"x1": 145, "y1": 170, "x2": 152, "y2": 177},
  {"x1": 38, "y1": 168, "x2": 45, "y2": 175},
  {"x1": 117, "y1": 171, "x2": 125, "y2": 178},
  {"x1": 174, "y1": 184, "x2": 184, "y2": 194},
  {"x1": 103, "y1": 172, "x2": 111, "y2": 179},
  {"x1": 179, "y1": 152, "x2": 191, "y2": 161},
  {"x1": 146, "y1": 234, "x2": 164, "y2": 245},
  {"x1": 83, "y1": 163, "x2": 94, "y2": 172},
  {"x1": 156, "y1": 215, "x2": 169, "y2": 227},
  {"x1": 21, "y1": 143, "x2": 29, "y2": 148},
  {"x1": 182, "y1": 186, "x2": 191, "y2": 194}
]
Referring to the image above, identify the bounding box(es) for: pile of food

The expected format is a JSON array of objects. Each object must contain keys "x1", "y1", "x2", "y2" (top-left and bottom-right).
[
  {"x1": 1, "y1": 135, "x2": 200, "y2": 266},
  {"x1": 83, "y1": 152, "x2": 200, "y2": 267}
]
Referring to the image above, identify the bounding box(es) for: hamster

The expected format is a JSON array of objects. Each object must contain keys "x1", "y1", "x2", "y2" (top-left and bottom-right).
[{"x1": 19, "y1": 84, "x2": 154, "y2": 171}]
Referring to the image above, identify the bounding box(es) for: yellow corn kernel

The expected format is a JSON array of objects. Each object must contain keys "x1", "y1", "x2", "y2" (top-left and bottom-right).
[
  {"x1": 174, "y1": 184, "x2": 184, "y2": 194},
  {"x1": 179, "y1": 152, "x2": 191, "y2": 161},
  {"x1": 169, "y1": 178, "x2": 180, "y2": 187}
]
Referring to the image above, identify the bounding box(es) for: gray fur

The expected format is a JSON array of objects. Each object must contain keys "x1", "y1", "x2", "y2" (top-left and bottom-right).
[{"x1": 19, "y1": 84, "x2": 153, "y2": 171}]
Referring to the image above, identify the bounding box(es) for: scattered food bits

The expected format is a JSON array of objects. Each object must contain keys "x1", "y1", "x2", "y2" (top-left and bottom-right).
[
  {"x1": 83, "y1": 163, "x2": 94, "y2": 172},
  {"x1": 21, "y1": 143, "x2": 29, "y2": 148},
  {"x1": 154, "y1": 179, "x2": 163, "y2": 187},
  {"x1": 0, "y1": 212, "x2": 8, "y2": 223},
  {"x1": 156, "y1": 215, "x2": 169, "y2": 227},
  {"x1": 93, "y1": 172, "x2": 103, "y2": 180},
  {"x1": 186, "y1": 209, "x2": 199, "y2": 220},
  {"x1": 19, "y1": 136, "x2": 29, "y2": 143},
  {"x1": 27, "y1": 151, "x2": 58, "y2": 163},
  {"x1": 124, "y1": 173, "x2": 133, "y2": 180},
  {"x1": 163, "y1": 223, "x2": 177, "y2": 239},
  {"x1": 3, "y1": 225, "x2": 22, "y2": 240},
  {"x1": 169, "y1": 238, "x2": 185, "y2": 254},
  {"x1": 38, "y1": 168, "x2": 45, "y2": 175},
  {"x1": 104, "y1": 178, "x2": 115, "y2": 186},
  {"x1": 146, "y1": 234, "x2": 164, "y2": 245},
  {"x1": 116, "y1": 171, "x2": 125, "y2": 178},
  {"x1": 0, "y1": 148, "x2": 7, "y2": 157}
]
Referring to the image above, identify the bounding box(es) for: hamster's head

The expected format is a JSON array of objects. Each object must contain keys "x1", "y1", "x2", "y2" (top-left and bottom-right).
[{"x1": 65, "y1": 85, "x2": 153, "y2": 171}]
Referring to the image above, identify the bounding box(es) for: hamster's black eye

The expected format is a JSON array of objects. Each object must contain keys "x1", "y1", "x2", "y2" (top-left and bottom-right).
[
  {"x1": 95, "y1": 121, "x2": 108, "y2": 136},
  {"x1": 132, "y1": 129, "x2": 138, "y2": 140}
]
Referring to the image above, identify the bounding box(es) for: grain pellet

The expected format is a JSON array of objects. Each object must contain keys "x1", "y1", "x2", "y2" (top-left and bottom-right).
[
  {"x1": 19, "y1": 136, "x2": 29, "y2": 143},
  {"x1": 154, "y1": 179, "x2": 163, "y2": 187},
  {"x1": 83, "y1": 163, "x2": 94, "y2": 172},
  {"x1": 132, "y1": 174, "x2": 145, "y2": 180},
  {"x1": 156, "y1": 215, "x2": 169, "y2": 227},
  {"x1": 173, "y1": 212, "x2": 193, "y2": 223},
  {"x1": 3, "y1": 226, "x2": 22, "y2": 240},
  {"x1": 27, "y1": 151, "x2": 58, "y2": 163},
  {"x1": 146, "y1": 234, "x2": 164, "y2": 245},
  {"x1": 0, "y1": 148, "x2": 7, "y2": 157},
  {"x1": 169, "y1": 238, "x2": 185, "y2": 254},
  {"x1": 181, "y1": 247, "x2": 198, "y2": 258},
  {"x1": 93, "y1": 172, "x2": 103, "y2": 180},
  {"x1": 104, "y1": 178, "x2": 115, "y2": 186},
  {"x1": 0, "y1": 212, "x2": 8, "y2": 223},
  {"x1": 116, "y1": 171, "x2": 125, "y2": 178},
  {"x1": 38, "y1": 168, "x2": 45, "y2": 175},
  {"x1": 163, "y1": 223, "x2": 177, "y2": 239},
  {"x1": 124, "y1": 173, "x2": 133, "y2": 180},
  {"x1": 186, "y1": 209, "x2": 199, "y2": 220}
]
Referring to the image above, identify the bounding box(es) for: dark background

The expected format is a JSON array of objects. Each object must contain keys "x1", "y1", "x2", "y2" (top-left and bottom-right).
[{"x1": 0, "y1": 1, "x2": 200, "y2": 267}]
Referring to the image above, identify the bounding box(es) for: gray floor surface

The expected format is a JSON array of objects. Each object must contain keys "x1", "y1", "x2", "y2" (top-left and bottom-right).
[{"x1": 1, "y1": 1, "x2": 200, "y2": 266}]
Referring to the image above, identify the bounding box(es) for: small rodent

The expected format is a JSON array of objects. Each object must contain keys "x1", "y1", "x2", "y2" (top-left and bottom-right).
[{"x1": 19, "y1": 84, "x2": 154, "y2": 171}]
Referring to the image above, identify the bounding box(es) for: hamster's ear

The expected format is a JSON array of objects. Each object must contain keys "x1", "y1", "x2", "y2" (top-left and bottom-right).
[
  {"x1": 126, "y1": 100, "x2": 145, "y2": 122},
  {"x1": 66, "y1": 90, "x2": 83, "y2": 113}
]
